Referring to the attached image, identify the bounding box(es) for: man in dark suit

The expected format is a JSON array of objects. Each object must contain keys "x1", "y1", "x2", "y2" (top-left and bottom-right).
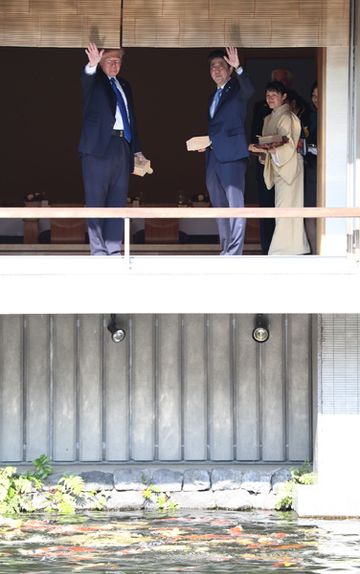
[
  {"x1": 202, "y1": 47, "x2": 254, "y2": 256},
  {"x1": 79, "y1": 42, "x2": 146, "y2": 255}
]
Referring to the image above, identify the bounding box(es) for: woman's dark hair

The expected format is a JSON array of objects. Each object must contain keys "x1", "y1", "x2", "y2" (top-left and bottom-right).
[
  {"x1": 310, "y1": 81, "x2": 317, "y2": 96},
  {"x1": 265, "y1": 80, "x2": 287, "y2": 95}
]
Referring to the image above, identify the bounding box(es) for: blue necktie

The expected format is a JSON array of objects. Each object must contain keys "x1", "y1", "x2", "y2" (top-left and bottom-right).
[
  {"x1": 110, "y1": 78, "x2": 132, "y2": 143},
  {"x1": 210, "y1": 88, "x2": 223, "y2": 118}
]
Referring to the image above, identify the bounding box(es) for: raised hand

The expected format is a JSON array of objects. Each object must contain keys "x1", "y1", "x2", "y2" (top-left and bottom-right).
[
  {"x1": 224, "y1": 47, "x2": 240, "y2": 70},
  {"x1": 85, "y1": 42, "x2": 104, "y2": 67}
]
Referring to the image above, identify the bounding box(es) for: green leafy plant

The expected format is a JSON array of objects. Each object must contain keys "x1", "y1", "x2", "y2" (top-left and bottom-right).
[
  {"x1": 0, "y1": 466, "x2": 37, "y2": 514},
  {"x1": 44, "y1": 475, "x2": 85, "y2": 514},
  {"x1": 0, "y1": 456, "x2": 107, "y2": 515},
  {"x1": 142, "y1": 483, "x2": 178, "y2": 511},
  {"x1": 31, "y1": 454, "x2": 53, "y2": 481},
  {"x1": 276, "y1": 461, "x2": 315, "y2": 511}
]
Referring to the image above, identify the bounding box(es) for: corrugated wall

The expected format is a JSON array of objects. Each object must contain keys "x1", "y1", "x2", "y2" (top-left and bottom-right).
[
  {"x1": 0, "y1": 0, "x2": 349, "y2": 47},
  {"x1": 0, "y1": 314, "x2": 312, "y2": 463},
  {"x1": 320, "y1": 314, "x2": 360, "y2": 415}
]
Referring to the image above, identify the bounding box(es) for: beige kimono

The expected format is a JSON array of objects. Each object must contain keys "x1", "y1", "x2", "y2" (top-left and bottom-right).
[{"x1": 263, "y1": 103, "x2": 310, "y2": 255}]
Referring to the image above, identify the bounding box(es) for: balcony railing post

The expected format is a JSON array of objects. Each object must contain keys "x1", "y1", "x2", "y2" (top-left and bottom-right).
[{"x1": 124, "y1": 217, "x2": 130, "y2": 268}]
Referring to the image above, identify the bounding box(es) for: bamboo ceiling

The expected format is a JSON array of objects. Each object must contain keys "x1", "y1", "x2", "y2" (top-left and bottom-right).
[{"x1": 0, "y1": 0, "x2": 350, "y2": 48}]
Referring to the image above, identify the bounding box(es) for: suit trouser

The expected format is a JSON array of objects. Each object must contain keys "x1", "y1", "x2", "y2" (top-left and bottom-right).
[
  {"x1": 206, "y1": 151, "x2": 247, "y2": 255},
  {"x1": 82, "y1": 136, "x2": 130, "y2": 255}
]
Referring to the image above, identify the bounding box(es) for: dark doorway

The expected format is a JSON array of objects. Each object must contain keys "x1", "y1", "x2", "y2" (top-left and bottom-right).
[{"x1": 0, "y1": 46, "x2": 316, "y2": 209}]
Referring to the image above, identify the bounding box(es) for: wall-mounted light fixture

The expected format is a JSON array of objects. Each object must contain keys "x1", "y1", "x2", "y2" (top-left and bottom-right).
[
  {"x1": 252, "y1": 314, "x2": 269, "y2": 343},
  {"x1": 107, "y1": 314, "x2": 126, "y2": 343}
]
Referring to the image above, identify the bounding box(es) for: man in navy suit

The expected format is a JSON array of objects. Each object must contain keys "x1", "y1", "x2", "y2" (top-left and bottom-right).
[
  {"x1": 79, "y1": 42, "x2": 146, "y2": 255},
  {"x1": 203, "y1": 47, "x2": 254, "y2": 255}
]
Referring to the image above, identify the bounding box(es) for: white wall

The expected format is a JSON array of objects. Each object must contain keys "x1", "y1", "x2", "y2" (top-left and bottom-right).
[{"x1": 322, "y1": 47, "x2": 349, "y2": 255}]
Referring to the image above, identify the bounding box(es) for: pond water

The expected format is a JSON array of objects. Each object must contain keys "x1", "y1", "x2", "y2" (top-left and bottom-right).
[{"x1": 0, "y1": 510, "x2": 359, "y2": 573}]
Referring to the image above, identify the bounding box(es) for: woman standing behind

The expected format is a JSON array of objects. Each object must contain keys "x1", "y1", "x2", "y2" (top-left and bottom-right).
[{"x1": 249, "y1": 81, "x2": 310, "y2": 255}]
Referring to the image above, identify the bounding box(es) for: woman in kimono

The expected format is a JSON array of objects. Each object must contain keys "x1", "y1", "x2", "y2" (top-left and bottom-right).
[{"x1": 249, "y1": 81, "x2": 310, "y2": 255}]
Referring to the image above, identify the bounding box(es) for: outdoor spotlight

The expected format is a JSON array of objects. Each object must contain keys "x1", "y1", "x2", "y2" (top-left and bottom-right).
[
  {"x1": 252, "y1": 314, "x2": 269, "y2": 343},
  {"x1": 107, "y1": 314, "x2": 126, "y2": 343}
]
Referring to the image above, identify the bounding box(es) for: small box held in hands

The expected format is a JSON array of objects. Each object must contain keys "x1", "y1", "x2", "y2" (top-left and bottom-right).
[
  {"x1": 186, "y1": 135, "x2": 211, "y2": 151},
  {"x1": 133, "y1": 156, "x2": 153, "y2": 177},
  {"x1": 256, "y1": 134, "x2": 288, "y2": 147}
]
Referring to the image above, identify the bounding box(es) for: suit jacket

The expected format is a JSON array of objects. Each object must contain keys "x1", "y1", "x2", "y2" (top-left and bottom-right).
[
  {"x1": 208, "y1": 71, "x2": 254, "y2": 163},
  {"x1": 78, "y1": 67, "x2": 140, "y2": 170}
]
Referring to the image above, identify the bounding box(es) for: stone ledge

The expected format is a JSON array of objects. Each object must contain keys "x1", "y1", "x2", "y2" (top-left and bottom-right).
[{"x1": 36, "y1": 467, "x2": 292, "y2": 511}]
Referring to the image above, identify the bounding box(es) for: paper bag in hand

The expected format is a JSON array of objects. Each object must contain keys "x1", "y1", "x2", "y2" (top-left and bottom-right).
[
  {"x1": 133, "y1": 156, "x2": 153, "y2": 177},
  {"x1": 186, "y1": 135, "x2": 211, "y2": 151}
]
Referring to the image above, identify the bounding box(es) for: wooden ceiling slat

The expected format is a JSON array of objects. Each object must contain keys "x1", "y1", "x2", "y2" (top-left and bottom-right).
[
  {"x1": 210, "y1": 0, "x2": 255, "y2": 17},
  {"x1": 77, "y1": 0, "x2": 120, "y2": 17},
  {"x1": 122, "y1": 17, "x2": 135, "y2": 46},
  {"x1": 225, "y1": 19, "x2": 271, "y2": 48},
  {"x1": 39, "y1": 15, "x2": 84, "y2": 47},
  {"x1": 134, "y1": 18, "x2": 180, "y2": 47},
  {"x1": 300, "y1": 0, "x2": 323, "y2": 18},
  {"x1": 163, "y1": 0, "x2": 209, "y2": 17},
  {"x1": 271, "y1": 18, "x2": 320, "y2": 47},
  {"x1": 0, "y1": 0, "x2": 29, "y2": 14},
  {"x1": 123, "y1": 0, "x2": 163, "y2": 18},
  {"x1": 0, "y1": 0, "x2": 350, "y2": 48},
  {"x1": 180, "y1": 18, "x2": 225, "y2": 47},
  {"x1": 81, "y1": 16, "x2": 121, "y2": 47},
  {"x1": 0, "y1": 15, "x2": 40, "y2": 46},
  {"x1": 30, "y1": 0, "x2": 77, "y2": 15},
  {"x1": 254, "y1": 0, "x2": 300, "y2": 17}
]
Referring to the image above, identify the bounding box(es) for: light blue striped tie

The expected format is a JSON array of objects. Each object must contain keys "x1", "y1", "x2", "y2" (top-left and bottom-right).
[{"x1": 210, "y1": 88, "x2": 223, "y2": 118}]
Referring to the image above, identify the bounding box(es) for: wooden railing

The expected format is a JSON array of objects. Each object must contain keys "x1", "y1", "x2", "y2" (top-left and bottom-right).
[{"x1": 1, "y1": 206, "x2": 359, "y2": 261}]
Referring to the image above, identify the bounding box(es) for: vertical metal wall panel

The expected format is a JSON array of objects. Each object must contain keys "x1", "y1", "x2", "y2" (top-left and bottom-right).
[
  {"x1": 157, "y1": 315, "x2": 182, "y2": 460},
  {"x1": 0, "y1": 316, "x2": 23, "y2": 461},
  {"x1": 131, "y1": 315, "x2": 155, "y2": 460},
  {"x1": 208, "y1": 315, "x2": 233, "y2": 460},
  {"x1": 52, "y1": 315, "x2": 77, "y2": 461},
  {"x1": 262, "y1": 315, "x2": 285, "y2": 461},
  {"x1": 183, "y1": 315, "x2": 207, "y2": 460},
  {"x1": 288, "y1": 315, "x2": 312, "y2": 460},
  {"x1": 104, "y1": 315, "x2": 129, "y2": 461},
  {"x1": 0, "y1": 313, "x2": 313, "y2": 463},
  {"x1": 235, "y1": 315, "x2": 259, "y2": 461},
  {"x1": 25, "y1": 315, "x2": 49, "y2": 461},
  {"x1": 78, "y1": 315, "x2": 102, "y2": 461}
]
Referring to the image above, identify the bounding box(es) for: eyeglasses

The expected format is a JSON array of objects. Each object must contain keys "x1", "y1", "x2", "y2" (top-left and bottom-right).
[{"x1": 104, "y1": 59, "x2": 121, "y2": 66}]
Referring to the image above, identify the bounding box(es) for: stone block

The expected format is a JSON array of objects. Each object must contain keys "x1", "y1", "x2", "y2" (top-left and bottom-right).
[
  {"x1": 114, "y1": 468, "x2": 152, "y2": 491},
  {"x1": 150, "y1": 469, "x2": 183, "y2": 492},
  {"x1": 79, "y1": 471, "x2": 114, "y2": 492},
  {"x1": 271, "y1": 468, "x2": 292, "y2": 495},
  {"x1": 183, "y1": 469, "x2": 210, "y2": 491},
  {"x1": 250, "y1": 492, "x2": 277, "y2": 510},
  {"x1": 241, "y1": 471, "x2": 272, "y2": 494},
  {"x1": 106, "y1": 490, "x2": 144, "y2": 511},
  {"x1": 214, "y1": 489, "x2": 253, "y2": 510},
  {"x1": 211, "y1": 468, "x2": 243, "y2": 491},
  {"x1": 172, "y1": 491, "x2": 216, "y2": 509},
  {"x1": 44, "y1": 473, "x2": 64, "y2": 488}
]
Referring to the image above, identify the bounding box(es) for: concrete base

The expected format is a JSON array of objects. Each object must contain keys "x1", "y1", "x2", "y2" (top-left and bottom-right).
[{"x1": 294, "y1": 484, "x2": 360, "y2": 517}]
